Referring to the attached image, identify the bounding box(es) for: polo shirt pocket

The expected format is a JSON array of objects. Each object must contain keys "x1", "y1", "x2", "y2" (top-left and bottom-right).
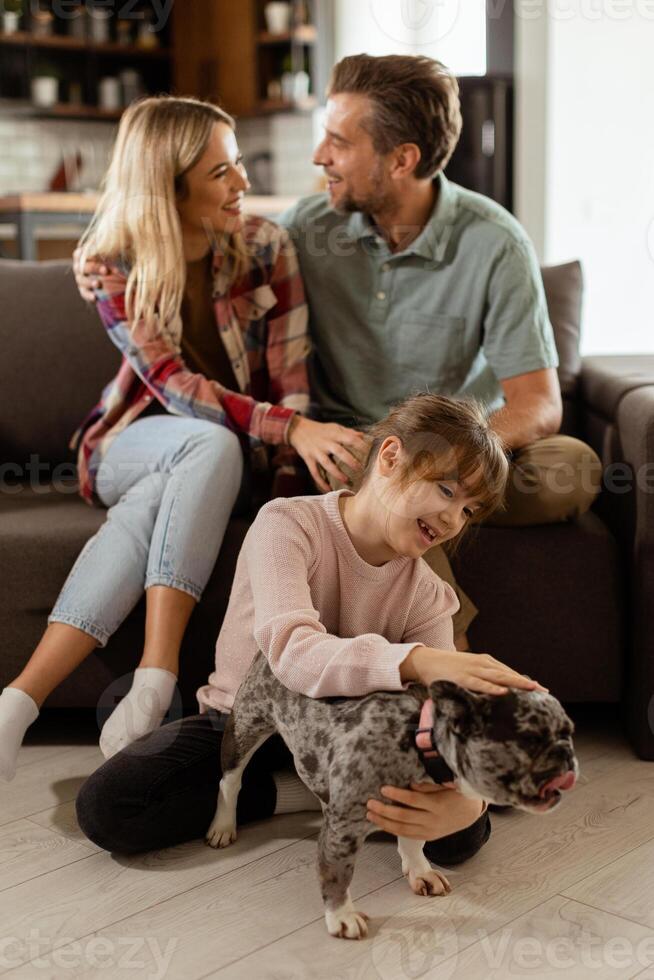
[{"x1": 395, "y1": 313, "x2": 466, "y2": 392}]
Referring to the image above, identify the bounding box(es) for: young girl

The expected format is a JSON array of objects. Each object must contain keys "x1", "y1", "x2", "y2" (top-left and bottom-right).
[
  {"x1": 0, "y1": 96, "x2": 367, "y2": 782},
  {"x1": 74, "y1": 393, "x2": 546, "y2": 862}
]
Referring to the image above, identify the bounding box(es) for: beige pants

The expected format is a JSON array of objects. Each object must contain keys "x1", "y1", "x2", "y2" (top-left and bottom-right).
[{"x1": 321, "y1": 434, "x2": 602, "y2": 638}]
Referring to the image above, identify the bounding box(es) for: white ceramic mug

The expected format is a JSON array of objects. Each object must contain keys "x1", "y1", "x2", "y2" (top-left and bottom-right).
[
  {"x1": 2, "y1": 11, "x2": 20, "y2": 34},
  {"x1": 99, "y1": 76, "x2": 121, "y2": 111},
  {"x1": 264, "y1": 1, "x2": 291, "y2": 34},
  {"x1": 31, "y1": 76, "x2": 59, "y2": 108},
  {"x1": 293, "y1": 70, "x2": 310, "y2": 103}
]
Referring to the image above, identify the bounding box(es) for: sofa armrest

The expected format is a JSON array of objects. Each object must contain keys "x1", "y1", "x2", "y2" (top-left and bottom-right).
[
  {"x1": 580, "y1": 355, "x2": 654, "y2": 421},
  {"x1": 579, "y1": 355, "x2": 654, "y2": 499},
  {"x1": 615, "y1": 385, "x2": 654, "y2": 758},
  {"x1": 578, "y1": 358, "x2": 654, "y2": 758},
  {"x1": 579, "y1": 368, "x2": 654, "y2": 759}
]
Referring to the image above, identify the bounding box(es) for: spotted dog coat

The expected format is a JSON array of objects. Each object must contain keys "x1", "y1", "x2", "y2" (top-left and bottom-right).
[{"x1": 206, "y1": 651, "x2": 578, "y2": 940}]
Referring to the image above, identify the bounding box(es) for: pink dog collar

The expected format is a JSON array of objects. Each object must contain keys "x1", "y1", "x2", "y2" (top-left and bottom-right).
[
  {"x1": 414, "y1": 698, "x2": 457, "y2": 785},
  {"x1": 415, "y1": 698, "x2": 439, "y2": 758}
]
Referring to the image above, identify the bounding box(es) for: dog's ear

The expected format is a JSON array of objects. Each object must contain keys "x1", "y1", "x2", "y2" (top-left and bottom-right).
[{"x1": 428, "y1": 680, "x2": 481, "y2": 732}]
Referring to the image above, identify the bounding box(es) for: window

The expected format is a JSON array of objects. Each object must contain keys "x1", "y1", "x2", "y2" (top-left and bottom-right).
[{"x1": 336, "y1": 0, "x2": 487, "y2": 76}]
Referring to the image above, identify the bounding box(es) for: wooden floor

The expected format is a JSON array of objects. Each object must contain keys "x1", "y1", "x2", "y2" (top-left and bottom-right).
[{"x1": 1, "y1": 706, "x2": 653, "y2": 980}]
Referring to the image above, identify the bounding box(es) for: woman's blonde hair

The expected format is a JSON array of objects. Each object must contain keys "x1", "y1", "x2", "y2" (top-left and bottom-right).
[
  {"x1": 356, "y1": 393, "x2": 510, "y2": 530},
  {"x1": 78, "y1": 95, "x2": 248, "y2": 345}
]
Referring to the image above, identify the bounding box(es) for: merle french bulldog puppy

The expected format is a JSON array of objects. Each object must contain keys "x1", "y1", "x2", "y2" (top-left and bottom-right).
[{"x1": 205, "y1": 651, "x2": 578, "y2": 940}]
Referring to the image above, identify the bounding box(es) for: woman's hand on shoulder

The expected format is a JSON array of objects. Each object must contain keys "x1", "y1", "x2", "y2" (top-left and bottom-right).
[
  {"x1": 72, "y1": 246, "x2": 109, "y2": 303},
  {"x1": 287, "y1": 416, "x2": 370, "y2": 493}
]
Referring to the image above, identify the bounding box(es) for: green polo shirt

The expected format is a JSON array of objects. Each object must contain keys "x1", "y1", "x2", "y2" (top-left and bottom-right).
[{"x1": 278, "y1": 173, "x2": 558, "y2": 427}]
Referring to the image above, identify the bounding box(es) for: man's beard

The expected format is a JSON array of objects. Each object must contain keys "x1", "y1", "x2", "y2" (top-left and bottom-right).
[{"x1": 331, "y1": 162, "x2": 394, "y2": 218}]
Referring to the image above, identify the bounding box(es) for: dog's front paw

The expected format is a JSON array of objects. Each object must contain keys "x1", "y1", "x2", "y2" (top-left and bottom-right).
[
  {"x1": 205, "y1": 818, "x2": 237, "y2": 849},
  {"x1": 407, "y1": 868, "x2": 451, "y2": 897},
  {"x1": 325, "y1": 906, "x2": 370, "y2": 940}
]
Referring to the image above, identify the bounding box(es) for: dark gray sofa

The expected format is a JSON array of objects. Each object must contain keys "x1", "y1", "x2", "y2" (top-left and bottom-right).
[{"x1": 1, "y1": 258, "x2": 653, "y2": 759}]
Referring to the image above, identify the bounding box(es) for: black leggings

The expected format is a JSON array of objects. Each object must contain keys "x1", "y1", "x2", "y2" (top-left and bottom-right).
[{"x1": 75, "y1": 710, "x2": 491, "y2": 864}]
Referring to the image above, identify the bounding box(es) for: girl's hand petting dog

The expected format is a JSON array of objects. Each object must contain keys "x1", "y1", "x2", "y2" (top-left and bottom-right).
[
  {"x1": 366, "y1": 781, "x2": 485, "y2": 840},
  {"x1": 404, "y1": 647, "x2": 549, "y2": 696}
]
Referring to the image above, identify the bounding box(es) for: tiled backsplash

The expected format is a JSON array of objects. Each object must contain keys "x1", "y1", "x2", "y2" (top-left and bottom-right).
[
  {"x1": 0, "y1": 117, "x2": 115, "y2": 194},
  {"x1": 0, "y1": 111, "x2": 321, "y2": 197}
]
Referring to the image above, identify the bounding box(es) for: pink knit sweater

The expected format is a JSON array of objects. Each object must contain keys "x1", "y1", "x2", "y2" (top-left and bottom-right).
[{"x1": 196, "y1": 489, "x2": 460, "y2": 714}]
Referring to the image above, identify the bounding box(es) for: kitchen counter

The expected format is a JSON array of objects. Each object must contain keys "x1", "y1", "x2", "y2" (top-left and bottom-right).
[{"x1": 0, "y1": 193, "x2": 300, "y2": 260}]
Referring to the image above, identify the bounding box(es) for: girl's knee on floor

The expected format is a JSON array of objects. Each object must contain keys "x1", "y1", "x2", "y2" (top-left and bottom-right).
[{"x1": 75, "y1": 762, "x2": 149, "y2": 855}]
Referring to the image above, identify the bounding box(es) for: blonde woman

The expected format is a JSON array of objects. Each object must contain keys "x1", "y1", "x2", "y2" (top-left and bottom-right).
[{"x1": 0, "y1": 96, "x2": 368, "y2": 781}]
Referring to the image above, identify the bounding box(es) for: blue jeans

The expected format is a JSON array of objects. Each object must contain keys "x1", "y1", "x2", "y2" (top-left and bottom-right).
[
  {"x1": 75, "y1": 710, "x2": 491, "y2": 862},
  {"x1": 49, "y1": 416, "x2": 245, "y2": 646}
]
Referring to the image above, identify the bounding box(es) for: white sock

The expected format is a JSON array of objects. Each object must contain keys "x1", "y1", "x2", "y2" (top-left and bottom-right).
[
  {"x1": 0, "y1": 687, "x2": 40, "y2": 782},
  {"x1": 99, "y1": 666, "x2": 177, "y2": 761},
  {"x1": 273, "y1": 770, "x2": 322, "y2": 814}
]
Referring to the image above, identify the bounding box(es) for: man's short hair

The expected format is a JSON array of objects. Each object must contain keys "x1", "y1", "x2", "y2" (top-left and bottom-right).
[{"x1": 328, "y1": 54, "x2": 462, "y2": 179}]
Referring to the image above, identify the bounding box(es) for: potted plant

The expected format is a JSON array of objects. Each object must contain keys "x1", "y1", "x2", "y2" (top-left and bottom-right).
[{"x1": 2, "y1": 0, "x2": 24, "y2": 35}]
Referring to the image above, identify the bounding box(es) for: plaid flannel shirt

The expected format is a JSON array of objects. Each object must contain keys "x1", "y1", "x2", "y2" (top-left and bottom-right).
[{"x1": 71, "y1": 216, "x2": 311, "y2": 505}]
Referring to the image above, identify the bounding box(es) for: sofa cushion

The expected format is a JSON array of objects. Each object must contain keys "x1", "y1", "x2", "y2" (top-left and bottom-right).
[
  {"x1": 453, "y1": 510, "x2": 623, "y2": 702},
  {"x1": 0, "y1": 483, "x2": 250, "y2": 711},
  {"x1": 541, "y1": 260, "x2": 583, "y2": 398},
  {"x1": 0, "y1": 255, "x2": 584, "y2": 471},
  {"x1": 0, "y1": 259, "x2": 120, "y2": 471}
]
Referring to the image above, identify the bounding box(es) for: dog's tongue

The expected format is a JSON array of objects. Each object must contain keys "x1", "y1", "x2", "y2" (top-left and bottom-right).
[{"x1": 539, "y1": 771, "x2": 576, "y2": 797}]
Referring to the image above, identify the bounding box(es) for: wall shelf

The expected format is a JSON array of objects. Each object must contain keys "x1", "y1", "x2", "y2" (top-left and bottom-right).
[
  {"x1": 0, "y1": 7, "x2": 173, "y2": 120},
  {"x1": 0, "y1": 31, "x2": 170, "y2": 58},
  {"x1": 34, "y1": 103, "x2": 123, "y2": 120},
  {"x1": 256, "y1": 27, "x2": 316, "y2": 45}
]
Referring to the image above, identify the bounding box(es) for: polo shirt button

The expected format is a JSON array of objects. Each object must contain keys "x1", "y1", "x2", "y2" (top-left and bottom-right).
[
  {"x1": 382, "y1": 264, "x2": 390, "y2": 273},
  {"x1": 377, "y1": 291, "x2": 386, "y2": 301}
]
